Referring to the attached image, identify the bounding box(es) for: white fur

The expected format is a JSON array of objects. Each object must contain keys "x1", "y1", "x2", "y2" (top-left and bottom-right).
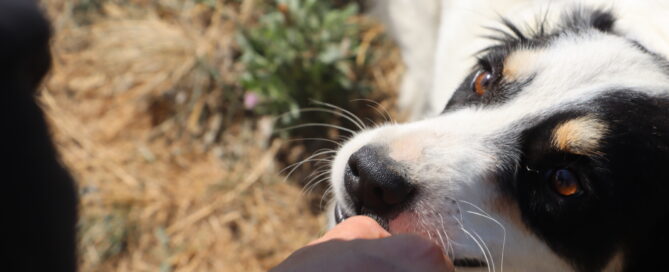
[{"x1": 369, "y1": 0, "x2": 441, "y2": 119}]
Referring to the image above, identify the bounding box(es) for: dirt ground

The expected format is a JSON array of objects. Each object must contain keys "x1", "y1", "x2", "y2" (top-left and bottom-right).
[{"x1": 40, "y1": 0, "x2": 402, "y2": 271}]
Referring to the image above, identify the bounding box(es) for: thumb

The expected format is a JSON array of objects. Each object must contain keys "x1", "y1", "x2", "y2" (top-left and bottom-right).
[
  {"x1": 309, "y1": 216, "x2": 391, "y2": 245},
  {"x1": 363, "y1": 234, "x2": 454, "y2": 272}
]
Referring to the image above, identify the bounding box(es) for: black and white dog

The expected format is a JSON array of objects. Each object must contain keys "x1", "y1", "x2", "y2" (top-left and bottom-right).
[{"x1": 329, "y1": 1, "x2": 669, "y2": 271}]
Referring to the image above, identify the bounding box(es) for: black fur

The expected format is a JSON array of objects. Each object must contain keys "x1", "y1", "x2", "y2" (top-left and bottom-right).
[
  {"x1": 3, "y1": 0, "x2": 78, "y2": 271},
  {"x1": 561, "y1": 7, "x2": 615, "y2": 34},
  {"x1": 481, "y1": 7, "x2": 616, "y2": 54}
]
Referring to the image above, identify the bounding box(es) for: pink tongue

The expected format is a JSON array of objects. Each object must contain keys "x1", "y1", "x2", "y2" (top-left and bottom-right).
[
  {"x1": 389, "y1": 212, "x2": 416, "y2": 233},
  {"x1": 389, "y1": 212, "x2": 437, "y2": 241}
]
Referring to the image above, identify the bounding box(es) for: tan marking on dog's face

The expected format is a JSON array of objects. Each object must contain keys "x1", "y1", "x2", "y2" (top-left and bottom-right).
[
  {"x1": 552, "y1": 116, "x2": 608, "y2": 156},
  {"x1": 389, "y1": 135, "x2": 424, "y2": 162},
  {"x1": 503, "y1": 49, "x2": 541, "y2": 80}
]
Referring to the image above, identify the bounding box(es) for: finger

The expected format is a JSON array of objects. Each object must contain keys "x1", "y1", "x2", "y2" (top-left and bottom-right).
[
  {"x1": 309, "y1": 216, "x2": 391, "y2": 245},
  {"x1": 363, "y1": 234, "x2": 455, "y2": 272}
]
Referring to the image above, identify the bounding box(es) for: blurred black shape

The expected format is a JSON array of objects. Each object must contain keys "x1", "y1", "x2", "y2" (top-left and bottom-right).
[{"x1": 3, "y1": 0, "x2": 78, "y2": 271}]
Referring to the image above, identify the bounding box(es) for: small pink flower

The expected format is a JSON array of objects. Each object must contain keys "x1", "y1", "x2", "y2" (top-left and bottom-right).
[{"x1": 244, "y1": 92, "x2": 260, "y2": 110}]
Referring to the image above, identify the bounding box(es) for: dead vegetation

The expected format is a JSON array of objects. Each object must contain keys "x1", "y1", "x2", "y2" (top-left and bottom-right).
[{"x1": 40, "y1": 0, "x2": 402, "y2": 271}]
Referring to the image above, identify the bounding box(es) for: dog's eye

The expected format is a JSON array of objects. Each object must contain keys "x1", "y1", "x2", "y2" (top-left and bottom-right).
[
  {"x1": 472, "y1": 71, "x2": 493, "y2": 96},
  {"x1": 549, "y1": 169, "x2": 582, "y2": 197}
]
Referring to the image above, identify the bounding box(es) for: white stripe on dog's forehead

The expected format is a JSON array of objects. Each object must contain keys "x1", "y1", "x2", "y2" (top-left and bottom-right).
[{"x1": 516, "y1": 33, "x2": 668, "y2": 98}]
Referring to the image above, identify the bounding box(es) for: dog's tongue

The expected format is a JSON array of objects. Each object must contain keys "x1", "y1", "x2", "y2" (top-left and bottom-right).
[{"x1": 388, "y1": 212, "x2": 417, "y2": 234}]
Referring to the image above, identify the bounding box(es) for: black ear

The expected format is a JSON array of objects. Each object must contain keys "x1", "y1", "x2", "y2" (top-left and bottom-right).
[{"x1": 589, "y1": 9, "x2": 615, "y2": 33}]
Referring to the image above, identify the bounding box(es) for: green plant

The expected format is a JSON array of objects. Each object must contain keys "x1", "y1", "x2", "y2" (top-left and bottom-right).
[{"x1": 237, "y1": 0, "x2": 372, "y2": 126}]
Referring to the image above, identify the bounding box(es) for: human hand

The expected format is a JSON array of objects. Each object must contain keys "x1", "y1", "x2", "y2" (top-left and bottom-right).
[{"x1": 271, "y1": 216, "x2": 454, "y2": 272}]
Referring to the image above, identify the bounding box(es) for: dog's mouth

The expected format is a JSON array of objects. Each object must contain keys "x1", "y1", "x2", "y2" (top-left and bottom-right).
[
  {"x1": 334, "y1": 204, "x2": 488, "y2": 268},
  {"x1": 453, "y1": 258, "x2": 488, "y2": 268},
  {"x1": 334, "y1": 203, "x2": 350, "y2": 224},
  {"x1": 334, "y1": 204, "x2": 391, "y2": 230}
]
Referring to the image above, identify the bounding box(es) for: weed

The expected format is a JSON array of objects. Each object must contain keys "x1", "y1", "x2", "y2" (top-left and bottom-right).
[{"x1": 237, "y1": 0, "x2": 375, "y2": 127}]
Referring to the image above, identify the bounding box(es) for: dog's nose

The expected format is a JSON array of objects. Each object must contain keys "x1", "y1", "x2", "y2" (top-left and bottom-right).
[{"x1": 345, "y1": 145, "x2": 415, "y2": 216}]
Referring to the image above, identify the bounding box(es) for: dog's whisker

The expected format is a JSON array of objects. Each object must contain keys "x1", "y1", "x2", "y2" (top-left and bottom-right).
[
  {"x1": 352, "y1": 98, "x2": 395, "y2": 124},
  {"x1": 367, "y1": 105, "x2": 390, "y2": 124},
  {"x1": 455, "y1": 200, "x2": 505, "y2": 271},
  {"x1": 453, "y1": 198, "x2": 465, "y2": 224},
  {"x1": 273, "y1": 106, "x2": 365, "y2": 131},
  {"x1": 456, "y1": 219, "x2": 492, "y2": 272},
  {"x1": 280, "y1": 150, "x2": 336, "y2": 181},
  {"x1": 303, "y1": 176, "x2": 330, "y2": 196},
  {"x1": 319, "y1": 187, "x2": 334, "y2": 209},
  {"x1": 303, "y1": 161, "x2": 333, "y2": 175},
  {"x1": 277, "y1": 123, "x2": 356, "y2": 135},
  {"x1": 303, "y1": 166, "x2": 332, "y2": 187},
  {"x1": 425, "y1": 205, "x2": 460, "y2": 262},
  {"x1": 304, "y1": 165, "x2": 331, "y2": 179},
  {"x1": 422, "y1": 210, "x2": 434, "y2": 242},
  {"x1": 452, "y1": 212, "x2": 493, "y2": 272},
  {"x1": 437, "y1": 212, "x2": 456, "y2": 261},
  {"x1": 301, "y1": 107, "x2": 366, "y2": 131},
  {"x1": 435, "y1": 226, "x2": 447, "y2": 254},
  {"x1": 302, "y1": 177, "x2": 327, "y2": 196},
  {"x1": 364, "y1": 117, "x2": 378, "y2": 128},
  {"x1": 303, "y1": 172, "x2": 330, "y2": 191},
  {"x1": 471, "y1": 228, "x2": 496, "y2": 272},
  {"x1": 303, "y1": 171, "x2": 331, "y2": 191},
  {"x1": 310, "y1": 100, "x2": 367, "y2": 130},
  {"x1": 280, "y1": 154, "x2": 333, "y2": 179},
  {"x1": 466, "y1": 210, "x2": 506, "y2": 272},
  {"x1": 286, "y1": 137, "x2": 342, "y2": 146},
  {"x1": 429, "y1": 208, "x2": 452, "y2": 261},
  {"x1": 458, "y1": 200, "x2": 506, "y2": 272}
]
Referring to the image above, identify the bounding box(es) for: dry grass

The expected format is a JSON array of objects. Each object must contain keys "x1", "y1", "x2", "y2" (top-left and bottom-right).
[{"x1": 39, "y1": 0, "x2": 402, "y2": 271}]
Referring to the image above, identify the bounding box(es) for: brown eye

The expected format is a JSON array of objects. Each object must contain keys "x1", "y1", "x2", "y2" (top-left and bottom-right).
[
  {"x1": 550, "y1": 169, "x2": 582, "y2": 197},
  {"x1": 472, "y1": 71, "x2": 493, "y2": 96}
]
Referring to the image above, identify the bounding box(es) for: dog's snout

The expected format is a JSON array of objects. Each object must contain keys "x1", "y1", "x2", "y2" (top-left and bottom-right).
[{"x1": 345, "y1": 145, "x2": 414, "y2": 216}]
